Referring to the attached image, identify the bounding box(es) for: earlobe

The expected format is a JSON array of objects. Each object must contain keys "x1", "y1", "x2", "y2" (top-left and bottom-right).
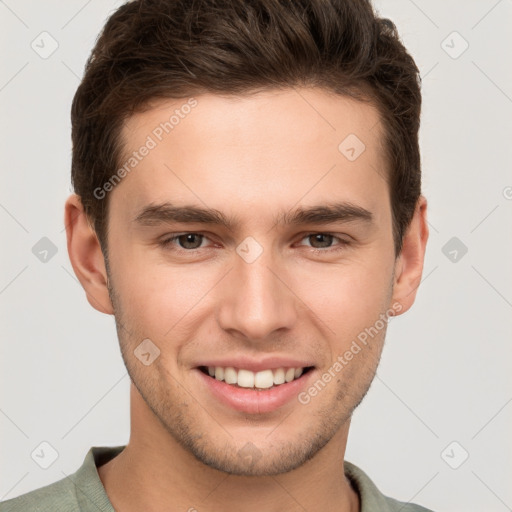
[
  {"x1": 64, "y1": 194, "x2": 114, "y2": 315},
  {"x1": 391, "y1": 195, "x2": 429, "y2": 315}
]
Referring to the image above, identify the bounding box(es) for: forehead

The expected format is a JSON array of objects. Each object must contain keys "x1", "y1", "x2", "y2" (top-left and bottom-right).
[
  {"x1": 121, "y1": 88, "x2": 383, "y2": 156},
  {"x1": 112, "y1": 88, "x2": 388, "y2": 225}
]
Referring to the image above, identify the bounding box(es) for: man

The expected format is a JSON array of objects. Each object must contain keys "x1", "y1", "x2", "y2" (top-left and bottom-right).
[{"x1": 1, "y1": 0, "x2": 432, "y2": 510}]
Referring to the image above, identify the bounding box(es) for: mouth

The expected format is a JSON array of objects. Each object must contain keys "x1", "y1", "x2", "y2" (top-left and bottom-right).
[
  {"x1": 198, "y1": 365, "x2": 314, "y2": 390},
  {"x1": 194, "y1": 360, "x2": 317, "y2": 414}
]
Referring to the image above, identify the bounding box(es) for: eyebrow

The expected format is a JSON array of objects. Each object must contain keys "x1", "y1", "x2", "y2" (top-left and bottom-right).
[{"x1": 133, "y1": 201, "x2": 374, "y2": 230}]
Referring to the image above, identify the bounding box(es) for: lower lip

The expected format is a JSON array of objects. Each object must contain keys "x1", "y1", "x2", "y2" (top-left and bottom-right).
[{"x1": 195, "y1": 368, "x2": 315, "y2": 414}]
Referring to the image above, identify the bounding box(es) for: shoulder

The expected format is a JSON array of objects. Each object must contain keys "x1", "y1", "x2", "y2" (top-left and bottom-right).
[
  {"x1": 0, "y1": 476, "x2": 79, "y2": 512},
  {"x1": 380, "y1": 496, "x2": 435, "y2": 512},
  {"x1": 0, "y1": 446, "x2": 124, "y2": 512},
  {"x1": 344, "y1": 461, "x2": 436, "y2": 512}
]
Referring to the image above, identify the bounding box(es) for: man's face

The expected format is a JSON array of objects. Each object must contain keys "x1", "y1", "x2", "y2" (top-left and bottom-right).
[{"x1": 106, "y1": 88, "x2": 399, "y2": 476}]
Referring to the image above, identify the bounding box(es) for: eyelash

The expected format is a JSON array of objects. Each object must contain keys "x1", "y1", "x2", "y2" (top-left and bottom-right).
[{"x1": 159, "y1": 232, "x2": 350, "y2": 256}]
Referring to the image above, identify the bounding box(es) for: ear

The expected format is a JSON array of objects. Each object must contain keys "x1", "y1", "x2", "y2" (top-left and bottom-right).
[
  {"x1": 64, "y1": 194, "x2": 114, "y2": 315},
  {"x1": 391, "y1": 195, "x2": 429, "y2": 315}
]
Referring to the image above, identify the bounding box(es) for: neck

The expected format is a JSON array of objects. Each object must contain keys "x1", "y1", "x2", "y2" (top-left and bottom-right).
[{"x1": 98, "y1": 384, "x2": 359, "y2": 512}]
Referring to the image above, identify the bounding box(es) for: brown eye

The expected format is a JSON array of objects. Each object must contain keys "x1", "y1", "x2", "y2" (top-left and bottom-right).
[
  {"x1": 297, "y1": 233, "x2": 350, "y2": 255},
  {"x1": 175, "y1": 233, "x2": 204, "y2": 249},
  {"x1": 307, "y1": 233, "x2": 335, "y2": 249},
  {"x1": 160, "y1": 233, "x2": 207, "y2": 251}
]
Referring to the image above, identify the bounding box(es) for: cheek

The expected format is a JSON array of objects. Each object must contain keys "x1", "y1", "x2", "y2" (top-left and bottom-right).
[
  {"x1": 110, "y1": 230, "x2": 394, "y2": 345},
  {"x1": 111, "y1": 247, "x2": 220, "y2": 335},
  {"x1": 292, "y1": 255, "x2": 394, "y2": 343}
]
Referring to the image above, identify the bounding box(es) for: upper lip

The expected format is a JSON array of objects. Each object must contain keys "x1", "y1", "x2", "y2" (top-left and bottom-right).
[{"x1": 195, "y1": 356, "x2": 315, "y2": 373}]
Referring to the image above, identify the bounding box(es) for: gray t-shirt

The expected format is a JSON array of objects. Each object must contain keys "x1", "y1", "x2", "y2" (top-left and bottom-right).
[{"x1": 0, "y1": 446, "x2": 434, "y2": 511}]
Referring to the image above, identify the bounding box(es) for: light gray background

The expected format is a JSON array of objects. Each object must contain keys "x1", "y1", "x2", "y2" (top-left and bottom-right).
[{"x1": 1, "y1": 1, "x2": 511, "y2": 510}]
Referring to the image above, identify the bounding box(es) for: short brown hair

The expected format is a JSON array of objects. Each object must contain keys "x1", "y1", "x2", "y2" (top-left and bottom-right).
[{"x1": 71, "y1": 0, "x2": 422, "y2": 257}]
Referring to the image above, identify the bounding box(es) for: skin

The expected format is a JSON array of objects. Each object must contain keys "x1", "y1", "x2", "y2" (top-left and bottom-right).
[{"x1": 65, "y1": 87, "x2": 428, "y2": 512}]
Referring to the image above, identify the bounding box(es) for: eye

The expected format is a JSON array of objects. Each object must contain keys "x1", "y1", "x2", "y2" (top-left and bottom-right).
[
  {"x1": 159, "y1": 233, "x2": 210, "y2": 252},
  {"x1": 158, "y1": 232, "x2": 350, "y2": 256},
  {"x1": 297, "y1": 233, "x2": 350, "y2": 253}
]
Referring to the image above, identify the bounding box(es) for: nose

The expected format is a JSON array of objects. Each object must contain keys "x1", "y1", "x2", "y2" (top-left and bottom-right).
[{"x1": 217, "y1": 246, "x2": 298, "y2": 342}]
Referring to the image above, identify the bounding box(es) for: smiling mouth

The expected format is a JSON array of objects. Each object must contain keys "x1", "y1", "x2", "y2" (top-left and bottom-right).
[{"x1": 198, "y1": 365, "x2": 314, "y2": 390}]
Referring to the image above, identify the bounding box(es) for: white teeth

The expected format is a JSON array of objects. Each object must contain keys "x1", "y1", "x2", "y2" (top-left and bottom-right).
[
  {"x1": 237, "y1": 369, "x2": 254, "y2": 388},
  {"x1": 224, "y1": 367, "x2": 237, "y2": 384},
  {"x1": 254, "y1": 370, "x2": 274, "y2": 389},
  {"x1": 273, "y1": 368, "x2": 285, "y2": 385},
  {"x1": 285, "y1": 368, "x2": 295, "y2": 382},
  {"x1": 207, "y1": 366, "x2": 307, "y2": 388}
]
